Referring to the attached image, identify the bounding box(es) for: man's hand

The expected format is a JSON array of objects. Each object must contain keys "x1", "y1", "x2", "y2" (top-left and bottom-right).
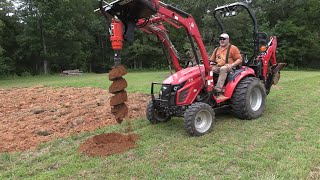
[
  {"x1": 210, "y1": 61, "x2": 217, "y2": 65},
  {"x1": 225, "y1": 64, "x2": 233, "y2": 70}
]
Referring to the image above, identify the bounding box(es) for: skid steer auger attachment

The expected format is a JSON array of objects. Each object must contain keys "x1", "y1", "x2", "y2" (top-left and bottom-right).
[
  {"x1": 107, "y1": 18, "x2": 128, "y2": 124},
  {"x1": 97, "y1": 0, "x2": 160, "y2": 124}
]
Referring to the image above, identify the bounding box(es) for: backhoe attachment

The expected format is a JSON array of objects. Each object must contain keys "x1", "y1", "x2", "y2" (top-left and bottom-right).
[{"x1": 107, "y1": 18, "x2": 128, "y2": 124}]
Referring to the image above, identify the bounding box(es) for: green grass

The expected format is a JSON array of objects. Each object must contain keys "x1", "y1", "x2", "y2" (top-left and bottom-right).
[
  {"x1": 0, "y1": 70, "x2": 320, "y2": 179},
  {"x1": 0, "y1": 71, "x2": 170, "y2": 94}
]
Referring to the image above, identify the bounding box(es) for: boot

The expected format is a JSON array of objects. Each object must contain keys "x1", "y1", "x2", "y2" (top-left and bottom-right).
[{"x1": 216, "y1": 94, "x2": 228, "y2": 101}]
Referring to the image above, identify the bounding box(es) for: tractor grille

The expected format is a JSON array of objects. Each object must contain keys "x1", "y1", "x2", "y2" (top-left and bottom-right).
[
  {"x1": 151, "y1": 83, "x2": 174, "y2": 106},
  {"x1": 178, "y1": 88, "x2": 190, "y2": 103},
  {"x1": 151, "y1": 82, "x2": 185, "y2": 107}
]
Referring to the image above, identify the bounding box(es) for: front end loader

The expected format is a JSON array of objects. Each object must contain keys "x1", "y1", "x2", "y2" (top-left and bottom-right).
[{"x1": 97, "y1": 0, "x2": 286, "y2": 136}]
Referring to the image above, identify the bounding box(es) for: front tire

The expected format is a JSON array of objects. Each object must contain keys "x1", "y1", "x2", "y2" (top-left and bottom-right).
[
  {"x1": 231, "y1": 77, "x2": 266, "y2": 119},
  {"x1": 184, "y1": 102, "x2": 215, "y2": 136},
  {"x1": 146, "y1": 100, "x2": 170, "y2": 124}
]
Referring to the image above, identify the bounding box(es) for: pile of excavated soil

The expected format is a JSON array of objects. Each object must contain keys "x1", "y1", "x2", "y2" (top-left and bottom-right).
[
  {"x1": 0, "y1": 86, "x2": 149, "y2": 152},
  {"x1": 78, "y1": 132, "x2": 139, "y2": 157}
]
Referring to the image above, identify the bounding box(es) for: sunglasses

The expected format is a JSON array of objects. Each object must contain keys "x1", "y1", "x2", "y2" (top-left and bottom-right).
[{"x1": 219, "y1": 37, "x2": 227, "y2": 40}]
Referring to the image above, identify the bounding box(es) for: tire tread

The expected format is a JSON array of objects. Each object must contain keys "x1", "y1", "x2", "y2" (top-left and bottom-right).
[
  {"x1": 184, "y1": 102, "x2": 215, "y2": 136},
  {"x1": 231, "y1": 77, "x2": 266, "y2": 120}
]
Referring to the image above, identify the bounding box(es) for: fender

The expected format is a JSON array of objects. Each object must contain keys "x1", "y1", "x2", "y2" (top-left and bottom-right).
[{"x1": 224, "y1": 67, "x2": 256, "y2": 98}]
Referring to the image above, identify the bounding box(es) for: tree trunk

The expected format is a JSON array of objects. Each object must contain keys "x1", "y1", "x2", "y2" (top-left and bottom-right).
[
  {"x1": 40, "y1": 17, "x2": 48, "y2": 74},
  {"x1": 134, "y1": 59, "x2": 137, "y2": 69},
  {"x1": 42, "y1": 29, "x2": 48, "y2": 74},
  {"x1": 139, "y1": 59, "x2": 142, "y2": 69}
]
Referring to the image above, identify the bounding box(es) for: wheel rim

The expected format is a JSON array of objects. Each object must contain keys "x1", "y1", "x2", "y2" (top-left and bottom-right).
[
  {"x1": 194, "y1": 109, "x2": 212, "y2": 133},
  {"x1": 154, "y1": 110, "x2": 167, "y2": 121},
  {"x1": 250, "y1": 87, "x2": 263, "y2": 111}
]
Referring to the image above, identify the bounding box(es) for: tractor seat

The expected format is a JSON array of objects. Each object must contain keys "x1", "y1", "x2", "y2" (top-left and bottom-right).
[
  {"x1": 225, "y1": 52, "x2": 248, "y2": 81},
  {"x1": 227, "y1": 68, "x2": 246, "y2": 82}
]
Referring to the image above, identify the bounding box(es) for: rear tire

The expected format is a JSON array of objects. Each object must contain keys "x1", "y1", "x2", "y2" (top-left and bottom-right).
[
  {"x1": 184, "y1": 102, "x2": 215, "y2": 136},
  {"x1": 146, "y1": 100, "x2": 170, "y2": 124},
  {"x1": 231, "y1": 77, "x2": 266, "y2": 119}
]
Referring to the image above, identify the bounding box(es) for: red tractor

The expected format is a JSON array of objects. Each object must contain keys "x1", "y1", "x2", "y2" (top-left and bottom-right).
[{"x1": 97, "y1": 0, "x2": 286, "y2": 136}]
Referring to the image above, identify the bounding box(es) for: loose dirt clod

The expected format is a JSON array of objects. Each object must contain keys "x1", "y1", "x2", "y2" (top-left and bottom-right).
[
  {"x1": 78, "y1": 133, "x2": 139, "y2": 157},
  {"x1": 111, "y1": 103, "x2": 128, "y2": 124},
  {"x1": 109, "y1": 77, "x2": 128, "y2": 93},
  {"x1": 108, "y1": 65, "x2": 127, "y2": 80},
  {"x1": 110, "y1": 90, "x2": 128, "y2": 106},
  {"x1": 35, "y1": 129, "x2": 52, "y2": 136},
  {"x1": 32, "y1": 108, "x2": 45, "y2": 114}
]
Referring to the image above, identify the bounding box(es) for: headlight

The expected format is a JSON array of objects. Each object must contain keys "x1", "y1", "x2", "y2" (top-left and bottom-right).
[
  {"x1": 159, "y1": 85, "x2": 170, "y2": 97},
  {"x1": 172, "y1": 81, "x2": 186, "y2": 92}
]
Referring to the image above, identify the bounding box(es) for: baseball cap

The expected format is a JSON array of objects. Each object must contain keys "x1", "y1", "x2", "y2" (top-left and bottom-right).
[{"x1": 220, "y1": 33, "x2": 229, "y2": 39}]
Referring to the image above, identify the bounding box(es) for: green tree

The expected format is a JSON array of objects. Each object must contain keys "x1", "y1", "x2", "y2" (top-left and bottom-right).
[
  {"x1": 0, "y1": 19, "x2": 8, "y2": 75},
  {"x1": 254, "y1": 0, "x2": 320, "y2": 67},
  {"x1": 18, "y1": 0, "x2": 110, "y2": 74},
  {"x1": 1, "y1": 0, "x2": 319, "y2": 77},
  {"x1": 0, "y1": 0, "x2": 21, "y2": 76}
]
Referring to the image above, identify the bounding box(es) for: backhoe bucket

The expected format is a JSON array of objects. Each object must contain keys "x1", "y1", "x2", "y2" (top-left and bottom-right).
[{"x1": 272, "y1": 63, "x2": 286, "y2": 85}]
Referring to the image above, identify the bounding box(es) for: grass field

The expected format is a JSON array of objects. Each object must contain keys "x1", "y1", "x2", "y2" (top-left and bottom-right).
[
  {"x1": 0, "y1": 71, "x2": 170, "y2": 94},
  {"x1": 0, "y1": 70, "x2": 320, "y2": 179}
]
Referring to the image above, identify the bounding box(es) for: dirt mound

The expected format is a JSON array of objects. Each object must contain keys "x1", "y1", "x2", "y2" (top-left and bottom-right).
[
  {"x1": 0, "y1": 86, "x2": 149, "y2": 152},
  {"x1": 78, "y1": 133, "x2": 139, "y2": 157}
]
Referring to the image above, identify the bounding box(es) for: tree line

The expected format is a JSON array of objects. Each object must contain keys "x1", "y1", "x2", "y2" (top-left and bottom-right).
[{"x1": 1, "y1": 0, "x2": 319, "y2": 76}]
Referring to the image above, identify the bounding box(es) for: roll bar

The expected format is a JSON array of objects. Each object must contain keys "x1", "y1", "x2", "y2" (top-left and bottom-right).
[
  {"x1": 213, "y1": 2, "x2": 259, "y2": 64},
  {"x1": 213, "y1": 2, "x2": 257, "y2": 34}
]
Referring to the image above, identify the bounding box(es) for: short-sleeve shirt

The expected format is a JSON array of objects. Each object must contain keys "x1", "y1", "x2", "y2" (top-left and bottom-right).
[{"x1": 210, "y1": 45, "x2": 241, "y2": 67}]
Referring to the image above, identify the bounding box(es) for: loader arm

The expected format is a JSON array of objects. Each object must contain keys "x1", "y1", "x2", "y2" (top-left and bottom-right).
[
  {"x1": 98, "y1": 0, "x2": 210, "y2": 74},
  {"x1": 97, "y1": 0, "x2": 211, "y2": 123}
]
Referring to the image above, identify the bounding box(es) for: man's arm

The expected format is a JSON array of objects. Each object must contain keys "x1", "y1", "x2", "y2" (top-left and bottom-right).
[
  {"x1": 225, "y1": 45, "x2": 242, "y2": 69},
  {"x1": 231, "y1": 57, "x2": 242, "y2": 67},
  {"x1": 209, "y1": 48, "x2": 217, "y2": 61}
]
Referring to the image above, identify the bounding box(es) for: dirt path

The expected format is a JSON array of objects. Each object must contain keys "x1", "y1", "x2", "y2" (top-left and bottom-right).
[{"x1": 0, "y1": 86, "x2": 149, "y2": 152}]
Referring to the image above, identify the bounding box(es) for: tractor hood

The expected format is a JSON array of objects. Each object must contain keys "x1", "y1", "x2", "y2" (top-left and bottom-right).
[{"x1": 163, "y1": 66, "x2": 205, "y2": 85}]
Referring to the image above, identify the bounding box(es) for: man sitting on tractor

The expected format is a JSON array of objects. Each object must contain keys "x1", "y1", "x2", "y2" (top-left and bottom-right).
[{"x1": 210, "y1": 33, "x2": 243, "y2": 100}]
